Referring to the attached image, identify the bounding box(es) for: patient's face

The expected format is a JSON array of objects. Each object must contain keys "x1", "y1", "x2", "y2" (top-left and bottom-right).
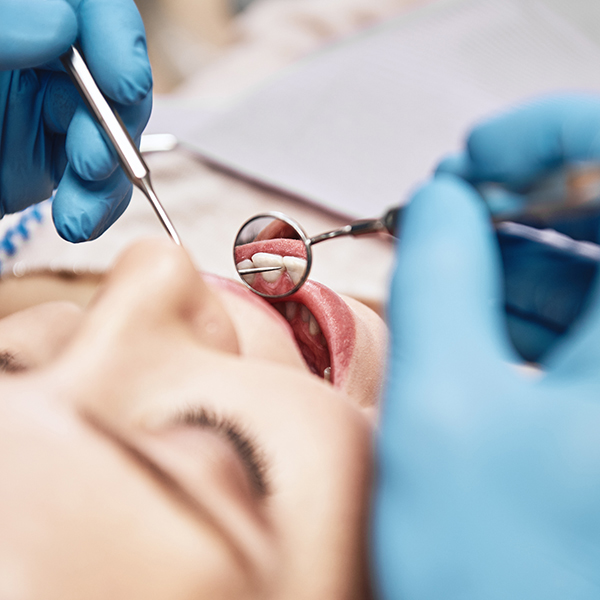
[{"x1": 0, "y1": 239, "x2": 387, "y2": 599}]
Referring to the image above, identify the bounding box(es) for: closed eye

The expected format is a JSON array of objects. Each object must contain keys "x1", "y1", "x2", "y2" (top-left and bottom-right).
[{"x1": 175, "y1": 408, "x2": 271, "y2": 498}]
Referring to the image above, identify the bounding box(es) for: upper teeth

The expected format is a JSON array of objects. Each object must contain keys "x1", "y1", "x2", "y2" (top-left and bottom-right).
[
  {"x1": 237, "y1": 253, "x2": 307, "y2": 285},
  {"x1": 282, "y1": 256, "x2": 306, "y2": 285},
  {"x1": 252, "y1": 253, "x2": 284, "y2": 282}
]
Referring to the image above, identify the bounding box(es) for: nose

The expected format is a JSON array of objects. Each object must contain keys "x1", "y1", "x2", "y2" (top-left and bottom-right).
[{"x1": 80, "y1": 239, "x2": 240, "y2": 355}]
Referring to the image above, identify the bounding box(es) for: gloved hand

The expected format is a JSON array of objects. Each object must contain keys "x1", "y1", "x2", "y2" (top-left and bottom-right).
[
  {"x1": 437, "y1": 94, "x2": 600, "y2": 362},
  {"x1": 374, "y1": 173, "x2": 600, "y2": 599},
  {"x1": 0, "y1": 0, "x2": 152, "y2": 242}
]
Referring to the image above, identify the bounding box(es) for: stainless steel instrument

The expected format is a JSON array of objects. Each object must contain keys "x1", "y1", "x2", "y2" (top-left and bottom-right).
[{"x1": 60, "y1": 46, "x2": 182, "y2": 245}]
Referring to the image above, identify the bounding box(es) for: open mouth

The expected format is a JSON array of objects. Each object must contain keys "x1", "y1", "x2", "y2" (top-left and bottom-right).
[
  {"x1": 233, "y1": 239, "x2": 356, "y2": 386},
  {"x1": 205, "y1": 274, "x2": 356, "y2": 387},
  {"x1": 268, "y1": 280, "x2": 355, "y2": 387}
]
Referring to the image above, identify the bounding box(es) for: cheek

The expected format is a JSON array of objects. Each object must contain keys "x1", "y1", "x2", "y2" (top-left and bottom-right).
[
  {"x1": 0, "y1": 302, "x2": 83, "y2": 369},
  {"x1": 0, "y1": 397, "x2": 255, "y2": 600}
]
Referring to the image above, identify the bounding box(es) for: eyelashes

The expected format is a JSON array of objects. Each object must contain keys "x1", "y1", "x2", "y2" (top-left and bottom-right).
[{"x1": 176, "y1": 407, "x2": 271, "y2": 498}]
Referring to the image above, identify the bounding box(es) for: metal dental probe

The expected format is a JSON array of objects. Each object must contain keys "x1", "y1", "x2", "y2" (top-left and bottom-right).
[{"x1": 60, "y1": 46, "x2": 182, "y2": 246}]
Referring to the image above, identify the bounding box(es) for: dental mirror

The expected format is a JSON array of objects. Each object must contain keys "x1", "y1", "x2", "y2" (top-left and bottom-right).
[
  {"x1": 234, "y1": 213, "x2": 312, "y2": 299},
  {"x1": 234, "y1": 209, "x2": 399, "y2": 299}
]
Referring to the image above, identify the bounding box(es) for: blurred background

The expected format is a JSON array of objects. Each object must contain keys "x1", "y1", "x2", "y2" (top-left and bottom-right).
[
  {"x1": 7, "y1": 0, "x2": 600, "y2": 313},
  {"x1": 134, "y1": 0, "x2": 243, "y2": 92},
  {"x1": 134, "y1": 0, "x2": 600, "y2": 93},
  {"x1": 133, "y1": 0, "x2": 428, "y2": 93}
]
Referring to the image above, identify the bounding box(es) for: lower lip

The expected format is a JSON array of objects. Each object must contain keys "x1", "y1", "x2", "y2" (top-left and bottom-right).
[{"x1": 203, "y1": 275, "x2": 356, "y2": 387}]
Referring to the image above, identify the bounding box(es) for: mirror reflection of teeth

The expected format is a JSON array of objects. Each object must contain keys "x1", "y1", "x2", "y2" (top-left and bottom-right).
[
  {"x1": 253, "y1": 252, "x2": 284, "y2": 283},
  {"x1": 282, "y1": 256, "x2": 307, "y2": 285},
  {"x1": 236, "y1": 253, "x2": 307, "y2": 285}
]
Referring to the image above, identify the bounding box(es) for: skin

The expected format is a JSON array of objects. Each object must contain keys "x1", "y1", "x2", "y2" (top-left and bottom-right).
[{"x1": 0, "y1": 238, "x2": 387, "y2": 600}]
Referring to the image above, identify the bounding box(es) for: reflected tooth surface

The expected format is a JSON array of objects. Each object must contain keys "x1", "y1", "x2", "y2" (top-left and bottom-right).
[
  {"x1": 285, "y1": 302, "x2": 298, "y2": 320},
  {"x1": 323, "y1": 367, "x2": 331, "y2": 382},
  {"x1": 253, "y1": 253, "x2": 283, "y2": 282},
  {"x1": 236, "y1": 259, "x2": 255, "y2": 284},
  {"x1": 283, "y1": 256, "x2": 307, "y2": 285},
  {"x1": 300, "y1": 305, "x2": 310, "y2": 322},
  {"x1": 309, "y1": 315, "x2": 320, "y2": 336}
]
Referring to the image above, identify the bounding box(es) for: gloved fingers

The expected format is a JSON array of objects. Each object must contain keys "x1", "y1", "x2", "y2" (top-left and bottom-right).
[
  {"x1": 52, "y1": 164, "x2": 132, "y2": 242},
  {"x1": 479, "y1": 187, "x2": 527, "y2": 217},
  {"x1": 389, "y1": 174, "x2": 515, "y2": 372},
  {"x1": 51, "y1": 135, "x2": 69, "y2": 186},
  {"x1": 58, "y1": 0, "x2": 152, "y2": 185},
  {"x1": 64, "y1": 104, "x2": 116, "y2": 181},
  {"x1": 437, "y1": 152, "x2": 531, "y2": 218},
  {"x1": 77, "y1": 0, "x2": 152, "y2": 106},
  {"x1": 42, "y1": 71, "x2": 79, "y2": 134},
  {"x1": 461, "y1": 94, "x2": 600, "y2": 190},
  {"x1": 65, "y1": 92, "x2": 152, "y2": 182},
  {"x1": 0, "y1": 70, "x2": 62, "y2": 215},
  {"x1": 375, "y1": 175, "x2": 522, "y2": 600},
  {"x1": 435, "y1": 151, "x2": 472, "y2": 179},
  {"x1": 0, "y1": 0, "x2": 77, "y2": 70}
]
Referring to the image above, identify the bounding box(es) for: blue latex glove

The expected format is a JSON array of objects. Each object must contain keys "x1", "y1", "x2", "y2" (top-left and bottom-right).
[
  {"x1": 374, "y1": 173, "x2": 600, "y2": 599},
  {"x1": 437, "y1": 95, "x2": 600, "y2": 362},
  {"x1": 0, "y1": 0, "x2": 152, "y2": 242}
]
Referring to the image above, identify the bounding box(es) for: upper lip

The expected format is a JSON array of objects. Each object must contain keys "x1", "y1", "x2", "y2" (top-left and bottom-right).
[{"x1": 234, "y1": 239, "x2": 307, "y2": 262}]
